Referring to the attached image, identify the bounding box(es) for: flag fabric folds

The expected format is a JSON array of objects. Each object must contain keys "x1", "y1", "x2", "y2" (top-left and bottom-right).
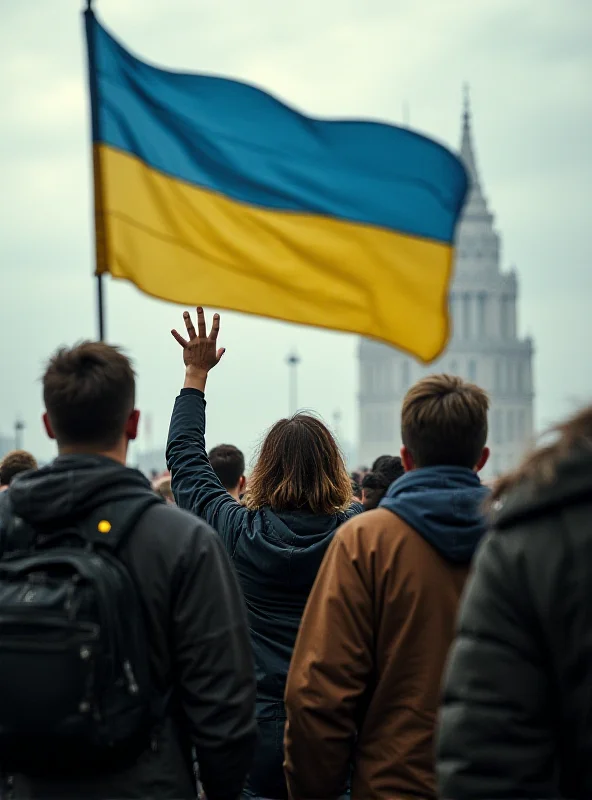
[{"x1": 85, "y1": 10, "x2": 468, "y2": 362}]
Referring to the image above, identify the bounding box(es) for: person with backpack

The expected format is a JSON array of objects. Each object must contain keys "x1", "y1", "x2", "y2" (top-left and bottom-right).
[
  {"x1": 0, "y1": 341, "x2": 257, "y2": 800},
  {"x1": 167, "y1": 308, "x2": 363, "y2": 799}
]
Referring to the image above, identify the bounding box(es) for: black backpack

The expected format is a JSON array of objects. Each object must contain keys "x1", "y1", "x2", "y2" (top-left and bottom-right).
[{"x1": 0, "y1": 492, "x2": 163, "y2": 774}]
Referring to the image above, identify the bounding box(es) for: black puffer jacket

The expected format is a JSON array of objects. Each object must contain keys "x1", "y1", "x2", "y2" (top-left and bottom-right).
[
  {"x1": 437, "y1": 447, "x2": 592, "y2": 800},
  {"x1": 0, "y1": 455, "x2": 257, "y2": 800}
]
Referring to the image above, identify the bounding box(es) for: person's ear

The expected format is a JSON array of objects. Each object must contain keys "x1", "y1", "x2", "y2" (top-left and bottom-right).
[
  {"x1": 126, "y1": 409, "x2": 141, "y2": 441},
  {"x1": 400, "y1": 446, "x2": 415, "y2": 472},
  {"x1": 43, "y1": 412, "x2": 56, "y2": 440},
  {"x1": 239, "y1": 475, "x2": 247, "y2": 494},
  {"x1": 475, "y1": 447, "x2": 490, "y2": 473}
]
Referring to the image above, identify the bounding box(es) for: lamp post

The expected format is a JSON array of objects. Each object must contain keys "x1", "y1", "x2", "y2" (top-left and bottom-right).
[
  {"x1": 14, "y1": 419, "x2": 25, "y2": 451},
  {"x1": 286, "y1": 352, "x2": 301, "y2": 416}
]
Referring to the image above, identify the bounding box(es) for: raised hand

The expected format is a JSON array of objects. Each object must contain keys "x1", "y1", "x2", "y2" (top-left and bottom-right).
[{"x1": 172, "y1": 307, "x2": 225, "y2": 389}]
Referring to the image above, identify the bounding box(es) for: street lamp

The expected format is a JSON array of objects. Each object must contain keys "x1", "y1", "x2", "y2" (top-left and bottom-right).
[
  {"x1": 286, "y1": 352, "x2": 301, "y2": 416},
  {"x1": 14, "y1": 419, "x2": 25, "y2": 451}
]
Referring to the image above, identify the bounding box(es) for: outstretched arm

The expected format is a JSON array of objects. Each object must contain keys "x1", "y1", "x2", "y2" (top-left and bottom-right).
[{"x1": 166, "y1": 308, "x2": 248, "y2": 555}]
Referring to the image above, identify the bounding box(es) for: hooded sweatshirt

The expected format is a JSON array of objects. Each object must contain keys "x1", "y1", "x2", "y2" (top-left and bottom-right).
[
  {"x1": 166, "y1": 389, "x2": 363, "y2": 799},
  {"x1": 379, "y1": 464, "x2": 489, "y2": 561},
  {"x1": 284, "y1": 466, "x2": 490, "y2": 800}
]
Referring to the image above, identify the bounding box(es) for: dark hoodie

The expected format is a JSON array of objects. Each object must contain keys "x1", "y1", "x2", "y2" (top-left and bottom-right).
[
  {"x1": 284, "y1": 466, "x2": 489, "y2": 800},
  {"x1": 0, "y1": 456, "x2": 257, "y2": 800},
  {"x1": 166, "y1": 389, "x2": 362, "y2": 799},
  {"x1": 379, "y1": 464, "x2": 489, "y2": 561}
]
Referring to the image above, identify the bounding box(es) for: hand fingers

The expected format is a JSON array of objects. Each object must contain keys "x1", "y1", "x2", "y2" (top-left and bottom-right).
[
  {"x1": 171, "y1": 329, "x2": 188, "y2": 347},
  {"x1": 196, "y1": 307, "x2": 207, "y2": 339},
  {"x1": 216, "y1": 347, "x2": 226, "y2": 362},
  {"x1": 209, "y1": 313, "x2": 220, "y2": 341},
  {"x1": 183, "y1": 311, "x2": 197, "y2": 340}
]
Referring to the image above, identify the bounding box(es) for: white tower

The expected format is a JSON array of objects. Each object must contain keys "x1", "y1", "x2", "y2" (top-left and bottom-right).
[{"x1": 358, "y1": 90, "x2": 535, "y2": 478}]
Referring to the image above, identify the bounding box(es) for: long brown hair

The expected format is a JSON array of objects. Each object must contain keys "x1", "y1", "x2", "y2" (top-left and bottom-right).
[
  {"x1": 491, "y1": 405, "x2": 592, "y2": 501},
  {"x1": 243, "y1": 413, "x2": 352, "y2": 514}
]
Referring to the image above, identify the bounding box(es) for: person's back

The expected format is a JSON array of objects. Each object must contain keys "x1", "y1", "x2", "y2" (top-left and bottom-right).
[
  {"x1": 166, "y1": 308, "x2": 362, "y2": 799},
  {"x1": 437, "y1": 405, "x2": 592, "y2": 800},
  {"x1": 284, "y1": 374, "x2": 491, "y2": 800},
  {"x1": 0, "y1": 342, "x2": 256, "y2": 800}
]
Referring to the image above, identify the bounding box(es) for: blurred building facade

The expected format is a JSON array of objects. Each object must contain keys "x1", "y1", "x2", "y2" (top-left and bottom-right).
[{"x1": 358, "y1": 94, "x2": 535, "y2": 478}]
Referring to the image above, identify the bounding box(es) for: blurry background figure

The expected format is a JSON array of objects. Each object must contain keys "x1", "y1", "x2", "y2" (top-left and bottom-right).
[
  {"x1": 0, "y1": 450, "x2": 38, "y2": 492},
  {"x1": 438, "y1": 403, "x2": 592, "y2": 800},
  {"x1": 208, "y1": 444, "x2": 246, "y2": 501},
  {"x1": 361, "y1": 456, "x2": 405, "y2": 510},
  {"x1": 152, "y1": 474, "x2": 175, "y2": 505},
  {"x1": 350, "y1": 474, "x2": 363, "y2": 503}
]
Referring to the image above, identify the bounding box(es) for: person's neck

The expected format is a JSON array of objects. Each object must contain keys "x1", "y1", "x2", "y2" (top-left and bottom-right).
[{"x1": 58, "y1": 443, "x2": 128, "y2": 466}]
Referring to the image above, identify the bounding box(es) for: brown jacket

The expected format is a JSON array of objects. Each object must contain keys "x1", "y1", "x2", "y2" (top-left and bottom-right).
[{"x1": 284, "y1": 508, "x2": 472, "y2": 800}]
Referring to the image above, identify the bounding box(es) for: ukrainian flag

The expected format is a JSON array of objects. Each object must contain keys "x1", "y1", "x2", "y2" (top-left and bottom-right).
[{"x1": 85, "y1": 10, "x2": 468, "y2": 362}]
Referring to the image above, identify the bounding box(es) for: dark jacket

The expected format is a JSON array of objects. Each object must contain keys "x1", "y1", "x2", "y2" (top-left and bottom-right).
[
  {"x1": 0, "y1": 455, "x2": 257, "y2": 800},
  {"x1": 167, "y1": 389, "x2": 362, "y2": 799},
  {"x1": 437, "y1": 448, "x2": 592, "y2": 800},
  {"x1": 284, "y1": 466, "x2": 488, "y2": 800}
]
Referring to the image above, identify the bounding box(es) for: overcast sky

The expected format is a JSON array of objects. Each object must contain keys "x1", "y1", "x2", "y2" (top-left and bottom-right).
[{"x1": 1, "y1": 0, "x2": 591, "y2": 467}]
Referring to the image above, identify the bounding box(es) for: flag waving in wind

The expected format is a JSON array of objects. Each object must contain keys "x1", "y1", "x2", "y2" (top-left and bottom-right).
[{"x1": 85, "y1": 9, "x2": 468, "y2": 362}]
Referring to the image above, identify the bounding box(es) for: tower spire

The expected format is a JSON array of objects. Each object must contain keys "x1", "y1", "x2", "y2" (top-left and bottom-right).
[
  {"x1": 462, "y1": 82, "x2": 470, "y2": 128},
  {"x1": 459, "y1": 84, "x2": 488, "y2": 215},
  {"x1": 460, "y1": 84, "x2": 478, "y2": 184}
]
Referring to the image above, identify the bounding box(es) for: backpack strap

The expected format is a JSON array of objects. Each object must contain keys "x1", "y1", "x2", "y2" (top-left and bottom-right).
[
  {"x1": 85, "y1": 494, "x2": 175, "y2": 728},
  {"x1": 78, "y1": 492, "x2": 164, "y2": 552},
  {"x1": 2, "y1": 492, "x2": 164, "y2": 557}
]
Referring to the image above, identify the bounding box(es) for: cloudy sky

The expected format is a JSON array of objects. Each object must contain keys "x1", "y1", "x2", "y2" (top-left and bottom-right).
[{"x1": 1, "y1": 0, "x2": 591, "y2": 467}]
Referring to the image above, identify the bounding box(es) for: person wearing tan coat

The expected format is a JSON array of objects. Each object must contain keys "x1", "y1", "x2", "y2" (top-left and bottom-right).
[{"x1": 284, "y1": 374, "x2": 491, "y2": 800}]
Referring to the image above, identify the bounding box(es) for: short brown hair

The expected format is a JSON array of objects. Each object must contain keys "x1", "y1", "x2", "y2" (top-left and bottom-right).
[
  {"x1": 402, "y1": 374, "x2": 489, "y2": 468},
  {"x1": 0, "y1": 450, "x2": 38, "y2": 486},
  {"x1": 492, "y1": 404, "x2": 592, "y2": 501},
  {"x1": 243, "y1": 414, "x2": 352, "y2": 514},
  {"x1": 43, "y1": 341, "x2": 135, "y2": 449},
  {"x1": 209, "y1": 444, "x2": 245, "y2": 490}
]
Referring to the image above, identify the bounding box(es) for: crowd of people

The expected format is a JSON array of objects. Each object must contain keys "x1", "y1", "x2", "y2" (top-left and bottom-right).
[{"x1": 0, "y1": 307, "x2": 590, "y2": 800}]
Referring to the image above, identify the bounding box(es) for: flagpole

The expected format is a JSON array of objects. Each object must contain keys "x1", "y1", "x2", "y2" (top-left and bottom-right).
[
  {"x1": 96, "y1": 274, "x2": 105, "y2": 341},
  {"x1": 84, "y1": 0, "x2": 107, "y2": 340}
]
